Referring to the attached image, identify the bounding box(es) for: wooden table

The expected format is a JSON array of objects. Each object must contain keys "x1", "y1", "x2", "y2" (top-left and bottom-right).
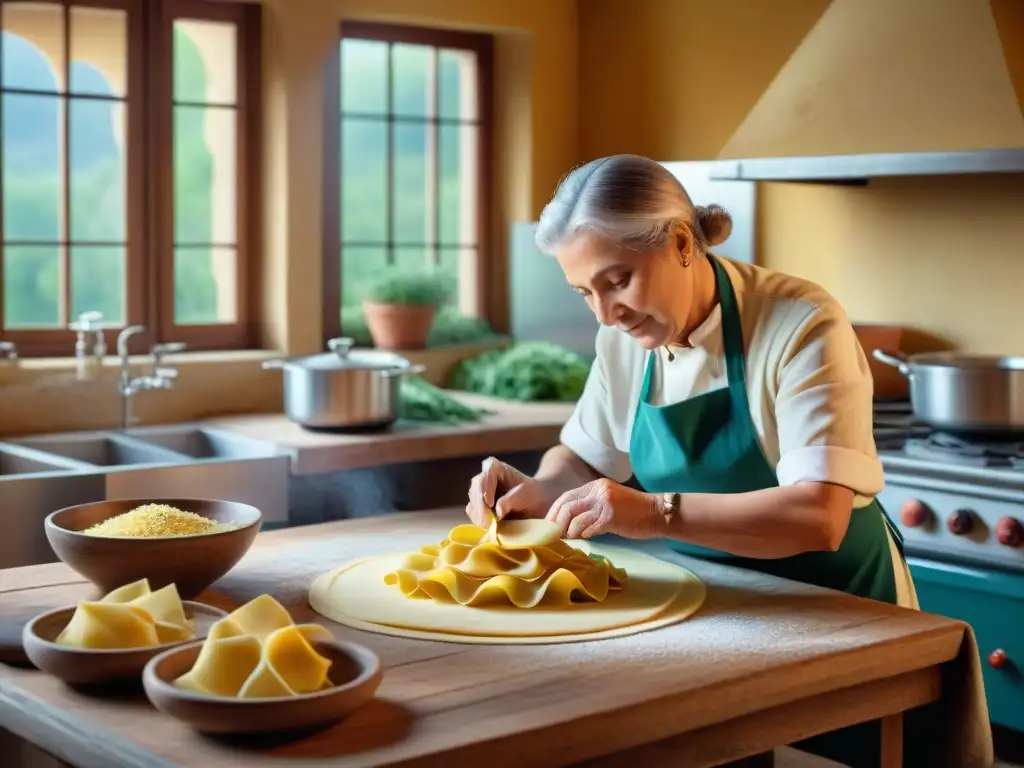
[
  {"x1": 0, "y1": 509, "x2": 974, "y2": 768},
  {"x1": 209, "y1": 394, "x2": 575, "y2": 475}
]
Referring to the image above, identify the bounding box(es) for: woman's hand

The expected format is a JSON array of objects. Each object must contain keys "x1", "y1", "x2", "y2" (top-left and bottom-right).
[
  {"x1": 465, "y1": 457, "x2": 551, "y2": 527},
  {"x1": 546, "y1": 479, "x2": 664, "y2": 540}
]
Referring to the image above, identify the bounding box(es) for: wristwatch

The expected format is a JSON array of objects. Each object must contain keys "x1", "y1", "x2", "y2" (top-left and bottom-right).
[{"x1": 660, "y1": 492, "x2": 681, "y2": 523}]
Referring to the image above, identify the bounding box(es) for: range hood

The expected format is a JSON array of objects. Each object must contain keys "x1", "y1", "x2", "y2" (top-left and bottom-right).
[{"x1": 710, "y1": 0, "x2": 1024, "y2": 182}]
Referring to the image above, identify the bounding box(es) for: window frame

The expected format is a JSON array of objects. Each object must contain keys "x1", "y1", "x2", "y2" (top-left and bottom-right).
[
  {"x1": 322, "y1": 21, "x2": 494, "y2": 345},
  {"x1": 0, "y1": 0, "x2": 262, "y2": 359},
  {"x1": 151, "y1": 0, "x2": 261, "y2": 352}
]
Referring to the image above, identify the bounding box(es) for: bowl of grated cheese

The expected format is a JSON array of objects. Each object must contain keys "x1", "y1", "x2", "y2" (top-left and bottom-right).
[{"x1": 45, "y1": 499, "x2": 262, "y2": 600}]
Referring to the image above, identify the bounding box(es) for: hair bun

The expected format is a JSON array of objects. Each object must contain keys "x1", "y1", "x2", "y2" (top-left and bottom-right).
[{"x1": 695, "y1": 204, "x2": 733, "y2": 248}]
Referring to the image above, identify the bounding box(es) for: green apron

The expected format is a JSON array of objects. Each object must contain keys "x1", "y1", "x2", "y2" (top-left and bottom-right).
[{"x1": 627, "y1": 255, "x2": 908, "y2": 767}]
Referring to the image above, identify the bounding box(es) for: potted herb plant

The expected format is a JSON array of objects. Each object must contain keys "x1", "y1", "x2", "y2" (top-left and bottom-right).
[{"x1": 361, "y1": 267, "x2": 451, "y2": 350}]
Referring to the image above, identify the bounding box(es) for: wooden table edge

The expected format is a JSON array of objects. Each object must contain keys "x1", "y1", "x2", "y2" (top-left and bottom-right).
[{"x1": 0, "y1": 664, "x2": 942, "y2": 768}]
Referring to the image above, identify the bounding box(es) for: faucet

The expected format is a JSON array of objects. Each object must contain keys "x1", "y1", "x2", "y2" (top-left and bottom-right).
[
  {"x1": 0, "y1": 341, "x2": 16, "y2": 363},
  {"x1": 116, "y1": 326, "x2": 187, "y2": 430},
  {"x1": 69, "y1": 311, "x2": 109, "y2": 380}
]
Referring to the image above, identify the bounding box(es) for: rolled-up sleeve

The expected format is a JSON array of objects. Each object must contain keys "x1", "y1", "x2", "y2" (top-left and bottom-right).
[
  {"x1": 559, "y1": 350, "x2": 633, "y2": 483},
  {"x1": 772, "y1": 304, "x2": 884, "y2": 506}
]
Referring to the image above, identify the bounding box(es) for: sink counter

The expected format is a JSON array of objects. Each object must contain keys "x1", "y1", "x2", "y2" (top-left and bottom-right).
[{"x1": 206, "y1": 393, "x2": 575, "y2": 476}]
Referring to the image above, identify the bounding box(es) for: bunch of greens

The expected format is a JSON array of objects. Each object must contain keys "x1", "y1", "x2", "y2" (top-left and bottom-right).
[
  {"x1": 399, "y1": 375, "x2": 491, "y2": 424},
  {"x1": 364, "y1": 268, "x2": 452, "y2": 307},
  {"x1": 447, "y1": 341, "x2": 592, "y2": 402}
]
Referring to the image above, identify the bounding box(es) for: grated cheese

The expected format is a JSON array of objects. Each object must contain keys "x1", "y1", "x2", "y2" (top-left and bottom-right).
[{"x1": 84, "y1": 504, "x2": 232, "y2": 538}]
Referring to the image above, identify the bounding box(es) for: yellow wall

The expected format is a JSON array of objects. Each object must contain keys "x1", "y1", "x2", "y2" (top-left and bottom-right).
[{"x1": 579, "y1": 0, "x2": 1024, "y2": 355}]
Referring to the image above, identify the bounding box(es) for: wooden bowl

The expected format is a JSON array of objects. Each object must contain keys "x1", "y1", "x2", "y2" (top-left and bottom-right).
[
  {"x1": 142, "y1": 638, "x2": 383, "y2": 735},
  {"x1": 44, "y1": 498, "x2": 262, "y2": 599},
  {"x1": 22, "y1": 601, "x2": 228, "y2": 686}
]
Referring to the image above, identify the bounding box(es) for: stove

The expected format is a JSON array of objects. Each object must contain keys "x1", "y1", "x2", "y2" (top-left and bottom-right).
[
  {"x1": 874, "y1": 401, "x2": 1024, "y2": 571},
  {"x1": 872, "y1": 400, "x2": 1024, "y2": 734}
]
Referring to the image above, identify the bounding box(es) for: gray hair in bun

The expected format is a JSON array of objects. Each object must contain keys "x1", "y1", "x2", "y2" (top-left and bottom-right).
[{"x1": 535, "y1": 154, "x2": 733, "y2": 256}]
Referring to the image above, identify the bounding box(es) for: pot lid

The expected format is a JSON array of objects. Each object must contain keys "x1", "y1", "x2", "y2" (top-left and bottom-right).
[{"x1": 272, "y1": 338, "x2": 412, "y2": 371}]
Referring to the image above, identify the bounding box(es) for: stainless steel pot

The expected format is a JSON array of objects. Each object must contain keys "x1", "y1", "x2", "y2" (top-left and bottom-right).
[
  {"x1": 873, "y1": 350, "x2": 1024, "y2": 433},
  {"x1": 263, "y1": 337, "x2": 425, "y2": 429}
]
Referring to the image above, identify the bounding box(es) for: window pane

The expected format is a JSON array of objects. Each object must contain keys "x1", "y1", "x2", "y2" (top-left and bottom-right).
[
  {"x1": 2, "y1": 244, "x2": 60, "y2": 327},
  {"x1": 174, "y1": 246, "x2": 236, "y2": 324},
  {"x1": 174, "y1": 20, "x2": 237, "y2": 105},
  {"x1": 70, "y1": 98, "x2": 125, "y2": 242},
  {"x1": 2, "y1": 3, "x2": 64, "y2": 92},
  {"x1": 391, "y1": 43, "x2": 433, "y2": 117},
  {"x1": 439, "y1": 123, "x2": 477, "y2": 246},
  {"x1": 69, "y1": 7, "x2": 126, "y2": 97},
  {"x1": 341, "y1": 245, "x2": 387, "y2": 307},
  {"x1": 341, "y1": 117, "x2": 386, "y2": 243},
  {"x1": 174, "y1": 105, "x2": 236, "y2": 245},
  {"x1": 394, "y1": 246, "x2": 430, "y2": 273},
  {"x1": 70, "y1": 245, "x2": 124, "y2": 324},
  {"x1": 392, "y1": 121, "x2": 430, "y2": 244},
  {"x1": 438, "y1": 49, "x2": 477, "y2": 120},
  {"x1": 438, "y1": 247, "x2": 473, "y2": 309},
  {"x1": 3, "y1": 93, "x2": 62, "y2": 241},
  {"x1": 340, "y1": 38, "x2": 386, "y2": 114}
]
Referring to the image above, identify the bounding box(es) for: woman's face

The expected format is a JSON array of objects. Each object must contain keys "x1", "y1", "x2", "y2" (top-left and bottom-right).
[{"x1": 555, "y1": 229, "x2": 694, "y2": 349}]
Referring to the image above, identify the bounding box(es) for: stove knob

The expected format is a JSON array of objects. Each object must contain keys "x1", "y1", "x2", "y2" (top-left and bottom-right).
[
  {"x1": 946, "y1": 509, "x2": 974, "y2": 536},
  {"x1": 899, "y1": 499, "x2": 931, "y2": 528},
  {"x1": 995, "y1": 517, "x2": 1024, "y2": 548},
  {"x1": 988, "y1": 649, "x2": 1008, "y2": 669}
]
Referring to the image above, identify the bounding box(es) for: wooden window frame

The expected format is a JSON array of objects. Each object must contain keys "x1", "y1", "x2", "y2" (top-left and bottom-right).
[
  {"x1": 0, "y1": 0, "x2": 261, "y2": 359},
  {"x1": 322, "y1": 21, "x2": 494, "y2": 344}
]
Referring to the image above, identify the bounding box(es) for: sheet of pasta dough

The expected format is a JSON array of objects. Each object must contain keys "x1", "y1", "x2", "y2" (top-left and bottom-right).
[{"x1": 309, "y1": 542, "x2": 706, "y2": 643}]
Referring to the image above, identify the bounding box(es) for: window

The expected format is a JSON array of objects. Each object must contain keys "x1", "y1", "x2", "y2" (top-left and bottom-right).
[
  {"x1": 0, "y1": 0, "x2": 261, "y2": 358},
  {"x1": 323, "y1": 22, "x2": 493, "y2": 343}
]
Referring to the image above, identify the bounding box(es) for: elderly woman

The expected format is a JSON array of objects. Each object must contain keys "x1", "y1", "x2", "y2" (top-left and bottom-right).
[{"x1": 465, "y1": 154, "x2": 918, "y2": 766}]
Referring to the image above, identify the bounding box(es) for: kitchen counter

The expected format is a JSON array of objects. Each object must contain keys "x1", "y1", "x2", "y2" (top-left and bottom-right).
[
  {"x1": 0, "y1": 509, "x2": 982, "y2": 767},
  {"x1": 208, "y1": 393, "x2": 575, "y2": 476}
]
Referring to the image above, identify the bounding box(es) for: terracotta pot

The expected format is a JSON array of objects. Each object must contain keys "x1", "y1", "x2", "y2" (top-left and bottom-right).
[
  {"x1": 362, "y1": 301, "x2": 437, "y2": 350},
  {"x1": 852, "y1": 324, "x2": 908, "y2": 400}
]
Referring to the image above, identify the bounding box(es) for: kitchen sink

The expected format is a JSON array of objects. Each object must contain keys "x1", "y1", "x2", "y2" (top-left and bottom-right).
[
  {"x1": 11, "y1": 433, "x2": 189, "y2": 467},
  {"x1": 0, "y1": 447, "x2": 82, "y2": 476},
  {"x1": 123, "y1": 426, "x2": 282, "y2": 460},
  {"x1": 4, "y1": 427, "x2": 291, "y2": 538},
  {"x1": 0, "y1": 444, "x2": 106, "y2": 569}
]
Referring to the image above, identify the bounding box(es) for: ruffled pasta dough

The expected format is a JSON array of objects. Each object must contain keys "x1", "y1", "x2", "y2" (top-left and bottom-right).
[
  {"x1": 174, "y1": 594, "x2": 335, "y2": 699},
  {"x1": 385, "y1": 520, "x2": 627, "y2": 608},
  {"x1": 56, "y1": 579, "x2": 194, "y2": 649},
  {"x1": 310, "y1": 529, "x2": 708, "y2": 643}
]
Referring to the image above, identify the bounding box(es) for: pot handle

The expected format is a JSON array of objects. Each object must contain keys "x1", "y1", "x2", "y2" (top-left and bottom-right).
[
  {"x1": 382, "y1": 364, "x2": 428, "y2": 379},
  {"x1": 261, "y1": 358, "x2": 286, "y2": 371},
  {"x1": 327, "y1": 337, "x2": 355, "y2": 359},
  {"x1": 872, "y1": 349, "x2": 911, "y2": 377}
]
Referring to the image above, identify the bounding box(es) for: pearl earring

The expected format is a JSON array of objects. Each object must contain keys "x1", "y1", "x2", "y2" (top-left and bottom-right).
[{"x1": 682, "y1": 255, "x2": 691, "y2": 267}]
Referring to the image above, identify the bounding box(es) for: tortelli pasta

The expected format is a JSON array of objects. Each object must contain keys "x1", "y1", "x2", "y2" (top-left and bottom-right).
[
  {"x1": 56, "y1": 579, "x2": 194, "y2": 649},
  {"x1": 173, "y1": 594, "x2": 335, "y2": 699}
]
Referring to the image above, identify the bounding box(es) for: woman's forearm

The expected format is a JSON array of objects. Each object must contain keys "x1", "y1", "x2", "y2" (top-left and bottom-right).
[
  {"x1": 533, "y1": 445, "x2": 602, "y2": 506},
  {"x1": 662, "y1": 483, "x2": 855, "y2": 559}
]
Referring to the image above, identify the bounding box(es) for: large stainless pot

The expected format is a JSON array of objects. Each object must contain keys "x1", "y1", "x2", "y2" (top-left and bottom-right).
[
  {"x1": 873, "y1": 350, "x2": 1024, "y2": 433},
  {"x1": 263, "y1": 337, "x2": 425, "y2": 429}
]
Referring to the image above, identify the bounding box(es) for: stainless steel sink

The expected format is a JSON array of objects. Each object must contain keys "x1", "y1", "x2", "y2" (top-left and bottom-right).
[
  {"x1": 12, "y1": 433, "x2": 189, "y2": 467},
  {"x1": 0, "y1": 444, "x2": 105, "y2": 569},
  {"x1": 123, "y1": 426, "x2": 282, "y2": 460},
  {"x1": 6, "y1": 426, "x2": 290, "y2": 536}
]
